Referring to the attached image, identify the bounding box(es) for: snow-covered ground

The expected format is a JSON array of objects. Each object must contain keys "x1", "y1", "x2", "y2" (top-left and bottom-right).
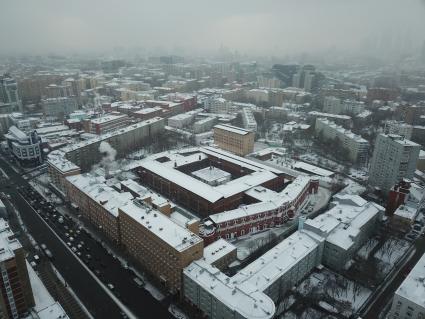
[
  {"x1": 232, "y1": 226, "x2": 292, "y2": 261},
  {"x1": 339, "y1": 178, "x2": 367, "y2": 195},
  {"x1": 281, "y1": 307, "x2": 337, "y2": 319},
  {"x1": 357, "y1": 238, "x2": 380, "y2": 260},
  {"x1": 25, "y1": 261, "x2": 70, "y2": 319},
  {"x1": 373, "y1": 238, "x2": 410, "y2": 275},
  {"x1": 168, "y1": 304, "x2": 189, "y2": 319},
  {"x1": 297, "y1": 268, "x2": 372, "y2": 317}
]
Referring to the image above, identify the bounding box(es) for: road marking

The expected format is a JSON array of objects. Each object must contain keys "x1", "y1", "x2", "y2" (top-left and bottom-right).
[{"x1": 18, "y1": 194, "x2": 138, "y2": 319}]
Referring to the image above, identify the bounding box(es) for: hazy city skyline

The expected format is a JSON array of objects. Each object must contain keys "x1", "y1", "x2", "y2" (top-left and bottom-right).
[{"x1": 1, "y1": 0, "x2": 425, "y2": 59}]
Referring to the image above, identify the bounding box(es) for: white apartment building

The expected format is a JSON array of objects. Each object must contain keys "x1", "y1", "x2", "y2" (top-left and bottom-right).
[
  {"x1": 4, "y1": 126, "x2": 43, "y2": 166},
  {"x1": 257, "y1": 76, "x2": 282, "y2": 89},
  {"x1": 183, "y1": 230, "x2": 324, "y2": 319},
  {"x1": 323, "y1": 96, "x2": 365, "y2": 115},
  {"x1": 385, "y1": 121, "x2": 414, "y2": 140},
  {"x1": 304, "y1": 194, "x2": 384, "y2": 271},
  {"x1": 241, "y1": 108, "x2": 257, "y2": 131},
  {"x1": 193, "y1": 117, "x2": 216, "y2": 134},
  {"x1": 369, "y1": 134, "x2": 421, "y2": 192},
  {"x1": 315, "y1": 118, "x2": 369, "y2": 162},
  {"x1": 167, "y1": 110, "x2": 200, "y2": 129},
  {"x1": 388, "y1": 253, "x2": 425, "y2": 319},
  {"x1": 247, "y1": 89, "x2": 269, "y2": 104},
  {"x1": 184, "y1": 195, "x2": 382, "y2": 318},
  {"x1": 41, "y1": 97, "x2": 78, "y2": 118}
]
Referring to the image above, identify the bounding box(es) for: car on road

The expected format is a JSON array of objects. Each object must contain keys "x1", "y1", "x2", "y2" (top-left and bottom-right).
[
  {"x1": 405, "y1": 233, "x2": 418, "y2": 241},
  {"x1": 45, "y1": 249, "x2": 53, "y2": 259},
  {"x1": 40, "y1": 243, "x2": 47, "y2": 250},
  {"x1": 133, "y1": 277, "x2": 144, "y2": 288}
]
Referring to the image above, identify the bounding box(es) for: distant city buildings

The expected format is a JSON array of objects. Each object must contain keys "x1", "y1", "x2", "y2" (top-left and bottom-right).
[
  {"x1": 369, "y1": 134, "x2": 421, "y2": 193},
  {"x1": 41, "y1": 97, "x2": 78, "y2": 119},
  {"x1": 87, "y1": 113, "x2": 130, "y2": 135},
  {"x1": 0, "y1": 75, "x2": 22, "y2": 113},
  {"x1": 315, "y1": 118, "x2": 369, "y2": 162},
  {"x1": 323, "y1": 96, "x2": 365, "y2": 115},
  {"x1": 241, "y1": 108, "x2": 257, "y2": 131}
]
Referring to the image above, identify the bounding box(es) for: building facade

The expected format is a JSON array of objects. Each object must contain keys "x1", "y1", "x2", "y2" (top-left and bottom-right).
[
  {"x1": 0, "y1": 219, "x2": 35, "y2": 319},
  {"x1": 369, "y1": 134, "x2": 421, "y2": 193},
  {"x1": 213, "y1": 124, "x2": 254, "y2": 156},
  {"x1": 88, "y1": 114, "x2": 130, "y2": 135},
  {"x1": 119, "y1": 201, "x2": 203, "y2": 294},
  {"x1": 315, "y1": 118, "x2": 369, "y2": 162},
  {"x1": 41, "y1": 97, "x2": 78, "y2": 119},
  {"x1": 4, "y1": 126, "x2": 43, "y2": 167}
]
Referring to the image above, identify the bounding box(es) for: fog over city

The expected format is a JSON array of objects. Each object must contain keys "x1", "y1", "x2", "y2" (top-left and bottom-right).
[
  {"x1": 2, "y1": 2, "x2": 425, "y2": 319},
  {"x1": 1, "y1": 0, "x2": 425, "y2": 59}
]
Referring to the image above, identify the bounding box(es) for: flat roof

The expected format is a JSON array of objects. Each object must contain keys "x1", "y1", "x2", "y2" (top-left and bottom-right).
[
  {"x1": 62, "y1": 117, "x2": 163, "y2": 153},
  {"x1": 119, "y1": 201, "x2": 203, "y2": 252},
  {"x1": 184, "y1": 260, "x2": 275, "y2": 319},
  {"x1": 304, "y1": 195, "x2": 383, "y2": 250},
  {"x1": 90, "y1": 114, "x2": 128, "y2": 125},
  {"x1": 202, "y1": 238, "x2": 236, "y2": 265},
  {"x1": 66, "y1": 174, "x2": 133, "y2": 217},
  {"x1": 293, "y1": 161, "x2": 334, "y2": 177},
  {"x1": 0, "y1": 218, "x2": 21, "y2": 262},
  {"x1": 214, "y1": 124, "x2": 252, "y2": 135},
  {"x1": 233, "y1": 230, "x2": 323, "y2": 292},
  {"x1": 192, "y1": 166, "x2": 231, "y2": 183},
  {"x1": 395, "y1": 252, "x2": 425, "y2": 308},
  {"x1": 136, "y1": 147, "x2": 283, "y2": 203},
  {"x1": 47, "y1": 151, "x2": 80, "y2": 173}
]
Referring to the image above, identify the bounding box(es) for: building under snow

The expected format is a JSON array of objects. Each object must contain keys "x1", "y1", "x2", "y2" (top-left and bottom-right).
[{"x1": 388, "y1": 253, "x2": 425, "y2": 319}]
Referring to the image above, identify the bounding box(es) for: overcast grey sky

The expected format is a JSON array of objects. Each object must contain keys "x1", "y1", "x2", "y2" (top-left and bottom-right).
[{"x1": 1, "y1": 0, "x2": 424, "y2": 57}]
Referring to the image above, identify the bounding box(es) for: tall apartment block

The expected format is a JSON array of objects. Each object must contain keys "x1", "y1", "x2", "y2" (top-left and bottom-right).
[
  {"x1": 0, "y1": 219, "x2": 34, "y2": 319},
  {"x1": 369, "y1": 134, "x2": 421, "y2": 193},
  {"x1": 213, "y1": 124, "x2": 254, "y2": 156}
]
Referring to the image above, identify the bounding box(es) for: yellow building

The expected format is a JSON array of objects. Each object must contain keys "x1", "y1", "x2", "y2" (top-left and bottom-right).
[
  {"x1": 213, "y1": 124, "x2": 254, "y2": 156},
  {"x1": 119, "y1": 200, "x2": 203, "y2": 294}
]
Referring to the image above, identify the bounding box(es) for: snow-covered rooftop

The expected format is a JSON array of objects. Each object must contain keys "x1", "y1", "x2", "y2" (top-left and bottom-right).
[
  {"x1": 293, "y1": 161, "x2": 334, "y2": 177},
  {"x1": 134, "y1": 147, "x2": 285, "y2": 203},
  {"x1": 214, "y1": 124, "x2": 252, "y2": 135},
  {"x1": 210, "y1": 176, "x2": 312, "y2": 224},
  {"x1": 0, "y1": 219, "x2": 21, "y2": 262},
  {"x1": 184, "y1": 230, "x2": 323, "y2": 319},
  {"x1": 233, "y1": 230, "x2": 323, "y2": 292},
  {"x1": 90, "y1": 114, "x2": 128, "y2": 125},
  {"x1": 395, "y1": 253, "x2": 425, "y2": 309},
  {"x1": 304, "y1": 195, "x2": 384, "y2": 250},
  {"x1": 202, "y1": 238, "x2": 236, "y2": 265},
  {"x1": 192, "y1": 166, "x2": 231, "y2": 185},
  {"x1": 66, "y1": 174, "x2": 133, "y2": 217},
  {"x1": 61, "y1": 117, "x2": 163, "y2": 153},
  {"x1": 184, "y1": 260, "x2": 275, "y2": 319},
  {"x1": 47, "y1": 150, "x2": 80, "y2": 173},
  {"x1": 119, "y1": 201, "x2": 203, "y2": 252}
]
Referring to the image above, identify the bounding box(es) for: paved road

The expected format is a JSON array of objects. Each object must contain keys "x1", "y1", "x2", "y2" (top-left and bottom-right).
[{"x1": 0, "y1": 157, "x2": 172, "y2": 319}]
